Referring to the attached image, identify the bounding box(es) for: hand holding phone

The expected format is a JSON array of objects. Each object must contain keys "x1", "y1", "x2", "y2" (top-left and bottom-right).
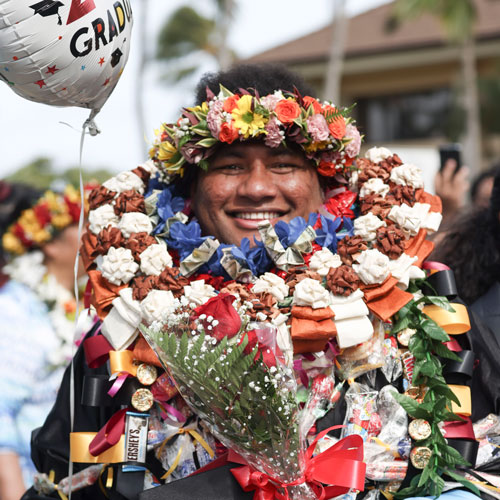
[{"x1": 439, "y1": 143, "x2": 462, "y2": 176}]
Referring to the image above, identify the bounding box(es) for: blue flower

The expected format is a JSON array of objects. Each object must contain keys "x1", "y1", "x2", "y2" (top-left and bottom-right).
[
  {"x1": 144, "y1": 173, "x2": 166, "y2": 198},
  {"x1": 153, "y1": 187, "x2": 185, "y2": 235},
  {"x1": 166, "y1": 220, "x2": 208, "y2": 260},
  {"x1": 274, "y1": 216, "x2": 308, "y2": 247},
  {"x1": 247, "y1": 238, "x2": 272, "y2": 275},
  {"x1": 314, "y1": 215, "x2": 341, "y2": 252}
]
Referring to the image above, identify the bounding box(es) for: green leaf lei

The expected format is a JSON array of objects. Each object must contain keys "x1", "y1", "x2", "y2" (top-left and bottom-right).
[{"x1": 392, "y1": 279, "x2": 479, "y2": 498}]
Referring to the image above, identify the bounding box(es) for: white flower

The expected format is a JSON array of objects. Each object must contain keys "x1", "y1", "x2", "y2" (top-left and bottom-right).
[
  {"x1": 354, "y1": 213, "x2": 386, "y2": 242},
  {"x1": 88, "y1": 205, "x2": 119, "y2": 234},
  {"x1": 103, "y1": 171, "x2": 145, "y2": 194},
  {"x1": 308, "y1": 248, "x2": 342, "y2": 277},
  {"x1": 365, "y1": 146, "x2": 392, "y2": 164},
  {"x1": 101, "y1": 288, "x2": 142, "y2": 350},
  {"x1": 99, "y1": 247, "x2": 139, "y2": 285},
  {"x1": 138, "y1": 159, "x2": 158, "y2": 175},
  {"x1": 353, "y1": 249, "x2": 390, "y2": 285},
  {"x1": 183, "y1": 280, "x2": 216, "y2": 306},
  {"x1": 118, "y1": 212, "x2": 153, "y2": 238},
  {"x1": 348, "y1": 169, "x2": 360, "y2": 193},
  {"x1": 141, "y1": 289, "x2": 178, "y2": 324},
  {"x1": 3, "y1": 250, "x2": 46, "y2": 288},
  {"x1": 330, "y1": 289, "x2": 368, "y2": 321},
  {"x1": 389, "y1": 253, "x2": 425, "y2": 289},
  {"x1": 359, "y1": 177, "x2": 390, "y2": 198},
  {"x1": 390, "y1": 163, "x2": 424, "y2": 189},
  {"x1": 252, "y1": 272, "x2": 289, "y2": 302},
  {"x1": 139, "y1": 243, "x2": 172, "y2": 276},
  {"x1": 293, "y1": 278, "x2": 331, "y2": 309},
  {"x1": 422, "y1": 211, "x2": 443, "y2": 233},
  {"x1": 388, "y1": 203, "x2": 430, "y2": 236}
]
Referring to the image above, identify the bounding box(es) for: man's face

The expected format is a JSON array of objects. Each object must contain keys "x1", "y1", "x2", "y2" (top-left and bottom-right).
[{"x1": 191, "y1": 143, "x2": 324, "y2": 245}]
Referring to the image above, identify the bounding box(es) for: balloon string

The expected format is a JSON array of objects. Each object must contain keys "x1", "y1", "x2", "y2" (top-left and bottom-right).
[{"x1": 68, "y1": 109, "x2": 100, "y2": 499}]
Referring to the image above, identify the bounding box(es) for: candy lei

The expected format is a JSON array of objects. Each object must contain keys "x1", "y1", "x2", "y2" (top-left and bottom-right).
[
  {"x1": 83, "y1": 147, "x2": 475, "y2": 497},
  {"x1": 3, "y1": 251, "x2": 91, "y2": 370}
]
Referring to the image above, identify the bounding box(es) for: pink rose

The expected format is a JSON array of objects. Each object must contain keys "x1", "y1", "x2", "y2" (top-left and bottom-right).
[
  {"x1": 260, "y1": 94, "x2": 281, "y2": 111},
  {"x1": 207, "y1": 100, "x2": 224, "y2": 138},
  {"x1": 264, "y1": 117, "x2": 283, "y2": 148},
  {"x1": 344, "y1": 124, "x2": 361, "y2": 158},
  {"x1": 307, "y1": 114, "x2": 329, "y2": 142}
]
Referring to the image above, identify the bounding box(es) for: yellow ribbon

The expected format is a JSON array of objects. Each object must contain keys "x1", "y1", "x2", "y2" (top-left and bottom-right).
[
  {"x1": 97, "y1": 465, "x2": 111, "y2": 498},
  {"x1": 157, "y1": 427, "x2": 214, "y2": 479},
  {"x1": 448, "y1": 384, "x2": 472, "y2": 416},
  {"x1": 70, "y1": 432, "x2": 125, "y2": 463},
  {"x1": 422, "y1": 304, "x2": 470, "y2": 335},
  {"x1": 368, "y1": 437, "x2": 401, "y2": 458},
  {"x1": 48, "y1": 470, "x2": 69, "y2": 500},
  {"x1": 109, "y1": 350, "x2": 137, "y2": 376}
]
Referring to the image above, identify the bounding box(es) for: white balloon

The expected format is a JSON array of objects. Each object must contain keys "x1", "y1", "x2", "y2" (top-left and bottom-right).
[{"x1": 0, "y1": 0, "x2": 133, "y2": 114}]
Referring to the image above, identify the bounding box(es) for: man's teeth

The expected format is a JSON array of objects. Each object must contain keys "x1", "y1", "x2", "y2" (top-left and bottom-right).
[{"x1": 235, "y1": 212, "x2": 280, "y2": 220}]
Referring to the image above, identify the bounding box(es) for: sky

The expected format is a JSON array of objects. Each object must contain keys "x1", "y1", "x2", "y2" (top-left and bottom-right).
[{"x1": 0, "y1": 0, "x2": 392, "y2": 179}]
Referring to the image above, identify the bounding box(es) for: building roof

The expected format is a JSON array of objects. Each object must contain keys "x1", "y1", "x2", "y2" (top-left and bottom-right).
[{"x1": 246, "y1": 0, "x2": 500, "y2": 65}]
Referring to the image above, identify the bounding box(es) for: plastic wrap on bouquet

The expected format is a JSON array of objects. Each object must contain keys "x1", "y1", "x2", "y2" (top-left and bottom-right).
[{"x1": 140, "y1": 314, "x2": 317, "y2": 500}]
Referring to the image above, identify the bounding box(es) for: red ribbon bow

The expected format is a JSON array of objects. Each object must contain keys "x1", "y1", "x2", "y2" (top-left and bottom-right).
[{"x1": 230, "y1": 426, "x2": 366, "y2": 500}]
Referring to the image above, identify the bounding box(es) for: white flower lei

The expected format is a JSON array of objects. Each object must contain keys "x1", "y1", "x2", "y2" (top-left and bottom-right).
[{"x1": 3, "y1": 250, "x2": 94, "y2": 370}]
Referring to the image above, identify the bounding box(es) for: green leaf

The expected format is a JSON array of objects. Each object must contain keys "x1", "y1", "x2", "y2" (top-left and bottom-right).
[
  {"x1": 419, "y1": 359, "x2": 437, "y2": 377},
  {"x1": 441, "y1": 444, "x2": 471, "y2": 467},
  {"x1": 444, "y1": 468, "x2": 481, "y2": 496},
  {"x1": 417, "y1": 461, "x2": 433, "y2": 487},
  {"x1": 196, "y1": 137, "x2": 218, "y2": 148},
  {"x1": 391, "y1": 313, "x2": 412, "y2": 334},
  {"x1": 420, "y1": 318, "x2": 450, "y2": 342},
  {"x1": 424, "y1": 296, "x2": 456, "y2": 312},
  {"x1": 432, "y1": 341, "x2": 463, "y2": 361}
]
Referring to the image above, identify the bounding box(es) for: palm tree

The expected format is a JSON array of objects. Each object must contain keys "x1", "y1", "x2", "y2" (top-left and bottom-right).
[
  {"x1": 156, "y1": 1, "x2": 236, "y2": 83},
  {"x1": 390, "y1": 0, "x2": 481, "y2": 175},
  {"x1": 323, "y1": 0, "x2": 348, "y2": 105}
]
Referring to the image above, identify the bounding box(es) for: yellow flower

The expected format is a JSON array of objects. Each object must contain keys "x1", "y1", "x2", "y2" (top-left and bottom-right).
[
  {"x1": 30, "y1": 228, "x2": 51, "y2": 244},
  {"x1": 232, "y1": 95, "x2": 267, "y2": 138},
  {"x1": 187, "y1": 102, "x2": 209, "y2": 113},
  {"x1": 64, "y1": 185, "x2": 80, "y2": 204},
  {"x1": 2, "y1": 233, "x2": 25, "y2": 255},
  {"x1": 158, "y1": 141, "x2": 178, "y2": 162},
  {"x1": 52, "y1": 213, "x2": 72, "y2": 229},
  {"x1": 304, "y1": 141, "x2": 329, "y2": 153}
]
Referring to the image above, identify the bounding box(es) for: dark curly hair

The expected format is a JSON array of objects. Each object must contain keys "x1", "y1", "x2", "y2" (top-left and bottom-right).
[
  {"x1": 194, "y1": 63, "x2": 315, "y2": 105},
  {"x1": 432, "y1": 170, "x2": 500, "y2": 304}
]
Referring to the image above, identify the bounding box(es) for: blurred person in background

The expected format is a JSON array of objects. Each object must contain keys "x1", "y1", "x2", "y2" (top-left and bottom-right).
[
  {"x1": 0, "y1": 181, "x2": 93, "y2": 500},
  {"x1": 432, "y1": 169, "x2": 500, "y2": 333},
  {"x1": 470, "y1": 163, "x2": 500, "y2": 209}
]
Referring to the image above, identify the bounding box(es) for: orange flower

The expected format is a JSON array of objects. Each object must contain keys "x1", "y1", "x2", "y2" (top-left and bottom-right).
[
  {"x1": 322, "y1": 105, "x2": 346, "y2": 139},
  {"x1": 223, "y1": 95, "x2": 240, "y2": 113},
  {"x1": 303, "y1": 96, "x2": 322, "y2": 114},
  {"x1": 219, "y1": 122, "x2": 239, "y2": 144},
  {"x1": 317, "y1": 161, "x2": 336, "y2": 177},
  {"x1": 275, "y1": 99, "x2": 301, "y2": 124}
]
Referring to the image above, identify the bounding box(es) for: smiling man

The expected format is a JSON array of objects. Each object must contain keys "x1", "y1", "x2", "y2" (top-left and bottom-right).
[{"x1": 191, "y1": 143, "x2": 324, "y2": 245}]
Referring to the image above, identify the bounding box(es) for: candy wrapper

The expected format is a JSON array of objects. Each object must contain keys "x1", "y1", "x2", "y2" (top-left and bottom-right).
[
  {"x1": 336, "y1": 320, "x2": 385, "y2": 380},
  {"x1": 141, "y1": 308, "x2": 365, "y2": 499}
]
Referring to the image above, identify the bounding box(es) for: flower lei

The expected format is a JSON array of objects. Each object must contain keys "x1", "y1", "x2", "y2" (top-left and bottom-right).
[
  {"x1": 148, "y1": 85, "x2": 361, "y2": 180},
  {"x1": 2, "y1": 185, "x2": 90, "y2": 256},
  {"x1": 3, "y1": 251, "x2": 94, "y2": 370}
]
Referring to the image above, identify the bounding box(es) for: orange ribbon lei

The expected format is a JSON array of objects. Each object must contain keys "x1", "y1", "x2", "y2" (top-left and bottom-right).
[{"x1": 229, "y1": 426, "x2": 366, "y2": 500}]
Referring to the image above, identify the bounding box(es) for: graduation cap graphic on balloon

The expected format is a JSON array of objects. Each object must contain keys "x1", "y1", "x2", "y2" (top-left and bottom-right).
[
  {"x1": 30, "y1": 1, "x2": 64, "y2": 26},
  {"x1": 110, "y1": 48, "x2": 123, "y2": 68}
]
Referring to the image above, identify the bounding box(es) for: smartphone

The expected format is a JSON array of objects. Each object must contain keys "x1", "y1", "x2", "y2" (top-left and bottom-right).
[{"x1": 439, "y1": 143, "x2": 462, "y2": 175}]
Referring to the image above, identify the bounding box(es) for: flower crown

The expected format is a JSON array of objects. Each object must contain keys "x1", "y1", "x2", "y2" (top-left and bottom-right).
[
  {"x1": 2, "y1": 185, "x2": 90, "y2": 256},
  {"x1": 149, "y1": 85, "x2": 362, "y2": 180}
]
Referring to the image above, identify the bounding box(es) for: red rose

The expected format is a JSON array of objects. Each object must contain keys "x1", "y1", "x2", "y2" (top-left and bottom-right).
[
  {"x1": 223, "y1": 95, "x2": 240, "y2": 113},
  {"x1": 303, "y1": 96, "x2": 322, "y2": 114},
  {"x1": 219, "y1": 122, "x2": 239, "y2": 144},
  {"x1": 317, "y1": 161, "x2": 336, "y2": 177},
  {"x1": 274, "y1": 99, "x2": 301, "y2": 124},
  {"x1": 193, "y1": 293, "x2": 241, "y2": 341},
  {"x1": 238, "y1": 329, "x2": 278, "y2": 367}
]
